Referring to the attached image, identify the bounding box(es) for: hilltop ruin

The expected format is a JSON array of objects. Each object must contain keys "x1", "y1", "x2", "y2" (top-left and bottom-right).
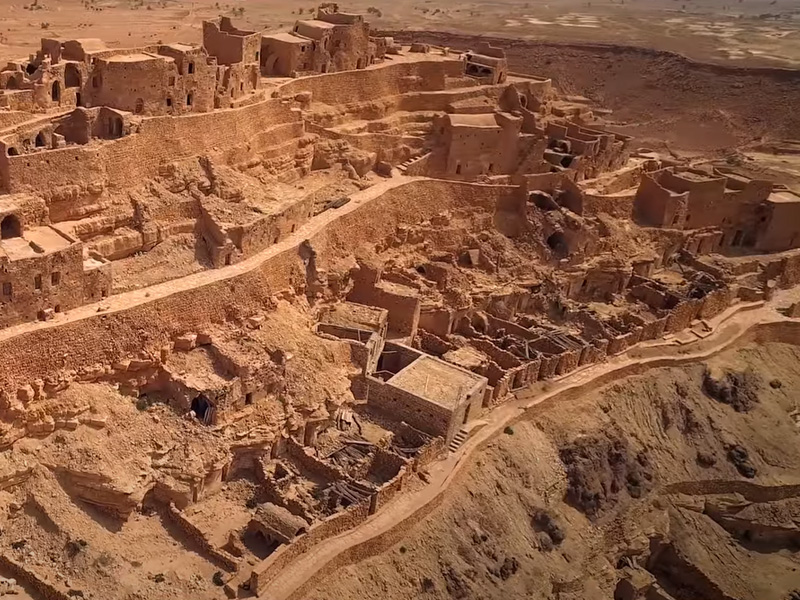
[{"x1": 0, "y1": 6, "x2": 798, "y2": 599}]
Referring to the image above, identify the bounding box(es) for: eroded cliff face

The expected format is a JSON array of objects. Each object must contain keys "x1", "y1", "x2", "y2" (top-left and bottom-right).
[{"x1": 302, "y1": 341, "x2": 800, "y2": 600}]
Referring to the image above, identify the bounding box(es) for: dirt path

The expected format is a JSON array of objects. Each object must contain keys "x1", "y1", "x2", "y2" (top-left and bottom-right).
[
  {"x1": 255, "y1": 290, "x2": 800, "y2": 600},
  {"x1": 0, "y1": 174, "x2": 418, "y2": 345}
]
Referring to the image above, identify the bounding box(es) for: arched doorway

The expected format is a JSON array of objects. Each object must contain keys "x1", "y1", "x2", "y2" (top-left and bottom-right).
[
  {"x1": 191, "y1": 394, "x2": 212, "y2": 424},
  {"x1": 7, "y1": 147, "x2": 19, "y2": 156},
  {"x1": 35, "y1": 132, "x2": 46, "y2": 147},
  {"x1": 64, "y1": 64, "x2": 81, "y2": 88},
  {"x1": 51, "y1": 80, "x2": 61, "y2": 103},
  {"x1": 546, "y1": 231, "x2": 569, "y2": 259},
  {"x1": 5, "y1": 78, "x2": 17, "y2": 90},
  {"x1": 107, "y1": 117, "x2": 123, "y2": 138},
  {"x1": 1, "y1": 215, "x2": 21, "y2": 239}
]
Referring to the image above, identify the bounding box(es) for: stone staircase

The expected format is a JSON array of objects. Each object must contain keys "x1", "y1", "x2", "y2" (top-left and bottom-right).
[
  {"x1": 396, "y1": 151, "x2": 431, "y2": 175},
  {"x1": 448, "y1": 428, "x2": 469, "y2": 453}
]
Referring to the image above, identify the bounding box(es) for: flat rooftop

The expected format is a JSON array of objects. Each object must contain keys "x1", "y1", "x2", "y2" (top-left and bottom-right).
[
  {"x1": 448, "y1": 113, "x2": 501, "y2": 128},
  {"x1": 768, "y1": 190, "x2": 800, "y2": 204},
  {"x1": 163, "y1": 43, "x2": 196, "y2": 52},
  {"x1": 389, "y1": 355, "x2": 485, "y2": 409},
  {"x1": 263, "y1": 32, "x2": 309, "y2": 44},
  {"x1": 105, "y1": 52, "x2": 168, "y2": 63},
  {"x1": 296, "y1": 19, "x2": 336, "y2": 30},
  {"x1": 0, "y1": 226, "x2": 73, "y2": 261},
  {"x1": 322, "y1": 302, "x2": 387, "y2": 332}
]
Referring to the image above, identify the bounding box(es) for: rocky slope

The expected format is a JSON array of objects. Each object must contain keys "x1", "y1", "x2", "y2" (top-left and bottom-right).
[{"x1": 302, "y1": 342, "x2": 800, "y2": 600}]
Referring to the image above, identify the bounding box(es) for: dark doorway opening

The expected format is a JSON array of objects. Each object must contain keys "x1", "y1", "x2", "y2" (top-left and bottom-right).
[
  {"x1": 65, "y1": 64, "x2": 81, "y2": 88},
  {"x1": 547, "y1": 232, "x2": 569, "y2": 259},
  {"x1": 1, "y1": 214, "x2": 21, "y2": 239},
  {"x1": 191, "y1": 394, "x2": 212, "y2": 423},
  {"x1": 35, "y1": 132, "x2": 46, "y2": 147},
  {"x1": 51, "y1": 80, "x2": 61, "y2": 102}
]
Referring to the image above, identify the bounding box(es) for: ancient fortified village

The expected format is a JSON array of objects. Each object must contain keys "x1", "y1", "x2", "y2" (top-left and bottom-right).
[{"x1": 0, "y1": 4, "x2": 798, "y2": 600}]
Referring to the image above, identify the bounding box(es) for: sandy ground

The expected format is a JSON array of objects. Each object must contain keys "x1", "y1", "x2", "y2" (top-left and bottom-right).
[
  {"x1": 302, "y1": 341, "x2": 800, "y2": 600},
  {"x1": 0, "y1": 0, "x2": 798, "y2": 66}
]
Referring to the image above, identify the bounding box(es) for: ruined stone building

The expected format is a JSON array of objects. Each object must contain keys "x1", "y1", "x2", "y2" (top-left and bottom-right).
[{"x1": 0, "y1": 13, "x2": 798, "y2": 598}]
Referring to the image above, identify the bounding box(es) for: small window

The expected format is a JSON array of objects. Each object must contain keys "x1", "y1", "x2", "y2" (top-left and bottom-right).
[
  {"x1": 240, "y1": 82, "x2": 244, "y2": 91},
  {"x1": 245, "y1": 392, "x2": 253, "y2": 405},
  {"x1": 54, "y1": 304, "x2": 61, "y2": 313},
  {"x1": 166, "y1": 97, "x2": 173, "y2": 107},
  {"x1": 34, "y1": 274, "x2": 42, "y2": 290},
  {"x1": 455, "y1": 163, "x2": 462, "y2": 175},
  {"x1": 51, "y1": 271, "x2": 61, "y2": 286},
  {"x1": 255, "y1": 51, "x2": 259, "y2": 60},
  {"x1": 2, "y1": 282, "x2": 11, "y2": 297},
  {"x1": 186, "y1": 93, "x2": 193, "y2": 106},
  {"x1": 187, "y1": 62, "x2": 194, "y2": 74},
  {"x1": 169, "y1": 76, "x2": 175, "y2": 86}
]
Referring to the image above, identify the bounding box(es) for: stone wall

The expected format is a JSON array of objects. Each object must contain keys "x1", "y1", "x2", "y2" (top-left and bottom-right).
[
  {"x1": 365, "y1": 374, "x2": 453, "y2": 439},
  {"x1": 278, "y1": 59, "x2": 463, "y2": 106},
  {"x1": 250, "y1": 499, "x2": 371, "y2": 594},
  {"x1": 4, "y1": 98, "x2": 304, "y2": 196},
  {"x1": 166, "y1": 503, "x2": 240, "y2": 571},
  {"x1": 0, "y1": 180, "x2": 527, "y2": 394}
]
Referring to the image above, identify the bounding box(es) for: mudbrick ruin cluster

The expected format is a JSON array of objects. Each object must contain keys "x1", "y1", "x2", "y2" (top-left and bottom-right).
[{"x1": 0, "y1": 5, "x2": 798, "y2": 599}]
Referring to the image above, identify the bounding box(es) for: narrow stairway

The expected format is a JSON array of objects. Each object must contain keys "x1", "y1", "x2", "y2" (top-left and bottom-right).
[{"x1": 448, "y1": 428, "x2": 469, "y2": 453}]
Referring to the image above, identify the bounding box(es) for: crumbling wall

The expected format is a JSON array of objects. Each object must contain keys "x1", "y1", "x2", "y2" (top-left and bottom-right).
[
  {"x1": 633, "y1": 172, "x2": 688, "y2": 228},
  {"x1": 0, "y1": 180, "x2": 523, "y2": 391},
  {"x1": 699, "y1": 286, "x2": 734, "y2": 319},
  {"x1": 666, "y1": 298, "x2": 703, "y2": 333},
  {"x1": 5, "y1": 97, "x2": 304, "y2": 196},
  {"x1": 250, "y1": 499, "x2": 371, "y2": 594},
  {"x1": 166, "y1": 503, "x2": 239, "y2": 571},
  {"x1": 278, "y1": 59, "x2": 463, "y2": 105}
]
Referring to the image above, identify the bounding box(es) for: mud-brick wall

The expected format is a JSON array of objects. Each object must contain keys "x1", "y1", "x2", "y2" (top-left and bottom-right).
[
  {"x1": 368, "y1": 447, "x2": 408, "y2": 483},
  {"x1": 365, "y1": 375, "x2": 453, "y2": 439},
  {"x1": 538, "y1": 354, "x2": 560, "y2": 380},
  {"x1": 278, "y1": 59, "x2": 463, "y2": 105},
  {"x1": 555, "y1": 348, "x2": 581, "y2": 376},
  {"x1": 779, "y1": 252, "x2": 800, "y2": 288},
  {"x1": 250, "y1": 500, "x2": 371, "y2": 594},
  {"x1": 373, "y1": 466, "x2": 408, "y2": 512},
  {"x1": 82, "y1": 260, "x2": 112, "y2": 304},
  {"x1": 699, "y1": 286, "x2": 734, "y2": 319},
  {"x1": 1, "y1": 241, "x2": 85, "y2": 329},
  {"x1": 639, "y1": 316, "x2": 668, "y2": 341},
  {"x1": 666, "y1": 298, "x2": 703, "y2": 333},
  {"x1": 236, "y1": 194, "x2": 315, "y2": 258},
  {"x1": 0, "y1": 180, "x2": 519, "y2": 392},
  {"x1": 5, "y1": 97, "x2": 302, "y2": 194},
  {"x1": 583, "y1": 192, "x2": 636, "y2": 219},
  {"x1": 166, "y1": 503, "x2": 239, "y2": 571},
  {"x1": 0, "y1": 243, "x2": 305, "y2": 391},
  {"x1": 285, "y1": 437, "x2": 345, "y2": 483},
  {"x1": 0, "y1": 555, "x2": 72, "y2": 600},
  {"x1": 349, "y1": 284, "x2": 420, "y2": 337}
]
